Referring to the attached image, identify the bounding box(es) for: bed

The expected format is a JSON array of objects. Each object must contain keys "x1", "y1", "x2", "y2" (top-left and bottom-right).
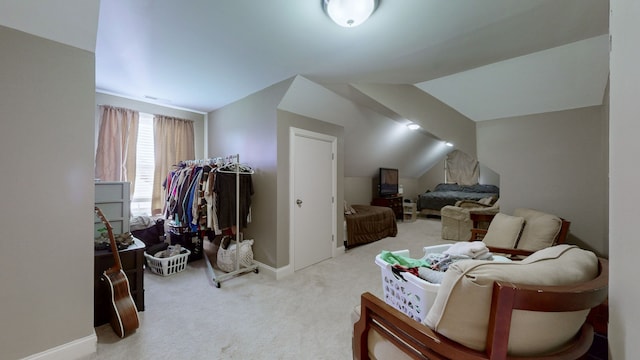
[
  {"x1": 417, "y1": 183, "x2": 499, "y2": 217},
  {"x1": 344, "y1": 205, "x2": 397, "y2": 249}
]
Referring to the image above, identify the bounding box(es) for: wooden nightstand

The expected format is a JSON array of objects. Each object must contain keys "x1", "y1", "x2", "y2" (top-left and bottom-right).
[{"x1": 371, "y1": 196, "x2": 403, "y2": 220}]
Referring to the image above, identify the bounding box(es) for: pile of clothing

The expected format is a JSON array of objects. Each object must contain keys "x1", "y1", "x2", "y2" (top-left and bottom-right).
[{"x1": 380, "y1": 241, "x2": 493, "y2": 284}]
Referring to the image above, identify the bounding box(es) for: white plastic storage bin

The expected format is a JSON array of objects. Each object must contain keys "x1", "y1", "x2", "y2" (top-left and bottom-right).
[
  {"x1": 145, "y1": 249, "x2": 191, "y2": 276},
  {"x1": 375, "y1": 244, "x2": 452, "y2": 322}
]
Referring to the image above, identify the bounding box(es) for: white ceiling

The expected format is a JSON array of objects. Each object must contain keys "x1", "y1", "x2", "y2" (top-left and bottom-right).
[
  {"x1": 1, "y1": 0, "x2": 609, "y2": 120},
  {"x1": 416, "y1": 35, "x2": 610, "y2": 121}
]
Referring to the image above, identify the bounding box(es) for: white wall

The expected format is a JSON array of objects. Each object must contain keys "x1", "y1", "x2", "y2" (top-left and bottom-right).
[
  {"x1": 609, "y1": 0, "x2": 640, "y2": 357},
  {"x1": 0, "y1": 25, "x2": 96, "y2": 359}
]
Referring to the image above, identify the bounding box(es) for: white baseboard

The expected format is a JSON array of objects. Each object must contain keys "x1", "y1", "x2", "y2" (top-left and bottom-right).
[
  {"x1": 22, "y1": 332, "x2": 97, "y2": 360},
  {"x1": 254, "y1": 248, "x2": 345, "y2": 280},
  {"x1": 253, "y1": 261, "x2": 293, "y2": 280}
]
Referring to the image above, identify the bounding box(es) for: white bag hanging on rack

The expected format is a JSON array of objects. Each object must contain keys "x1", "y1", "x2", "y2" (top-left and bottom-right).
[{"x1": 217, "y1": 238, "x2": 254, "y2": 273}]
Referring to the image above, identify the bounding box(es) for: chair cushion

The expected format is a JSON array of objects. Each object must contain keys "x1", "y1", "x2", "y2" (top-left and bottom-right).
[
  {"x1": 481, "y1": 213, "x2": 524, "y2": 248},
  {"x1": 423, "y1": 245, "x2": 598, "y2": 356},
  {"x1": 513, "y1": 208, "x2": 562, "y2": 251}
]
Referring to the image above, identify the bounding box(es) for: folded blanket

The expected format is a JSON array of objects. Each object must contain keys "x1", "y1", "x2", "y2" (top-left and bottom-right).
[{"x1": 443, "y1": 241, "x2": 492, "y2": 260}]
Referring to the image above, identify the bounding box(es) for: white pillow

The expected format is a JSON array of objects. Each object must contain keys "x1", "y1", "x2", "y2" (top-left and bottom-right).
[{"x1": 482, "y1": 213, "x2": 524, "y2": 248}]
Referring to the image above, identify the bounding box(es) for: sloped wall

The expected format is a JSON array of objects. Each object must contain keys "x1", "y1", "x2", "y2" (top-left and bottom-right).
[
  {"x1": 351, "y1": 83, "x2": 477, "y2": 159},
  {"x1": 280, "y1": 76, "x2": 445, "y2": 179},
  {"x1": 208, "y1": 75, "x2": 480, "y2": 270}
]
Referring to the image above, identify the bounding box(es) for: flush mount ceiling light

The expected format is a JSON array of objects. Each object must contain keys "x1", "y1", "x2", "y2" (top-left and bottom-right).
[
  {"x1": 407, "y1": 123, "x2": 420, "y2": 130},
  {"x1": 323, "y1": 0, "x2": 379, "y2": 27}
]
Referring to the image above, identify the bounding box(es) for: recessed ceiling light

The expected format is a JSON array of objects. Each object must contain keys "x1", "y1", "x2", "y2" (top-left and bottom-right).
[
  {"x1": 445, "y1": 142, "x2": 454, "y2": 147},
  {"x1": 407, "y1": 123, "x2": 420, "y2": 130}
]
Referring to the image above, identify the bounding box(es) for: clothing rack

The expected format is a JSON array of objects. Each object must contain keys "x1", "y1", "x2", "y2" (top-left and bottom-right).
[{"x1": 201, "y1": 154, "x2": 258, "y2": 288}]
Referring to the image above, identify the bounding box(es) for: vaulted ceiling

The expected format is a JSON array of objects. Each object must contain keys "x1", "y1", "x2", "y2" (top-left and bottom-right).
[{"x1": 1, "y1": 0, "x2": 609, "y2": 120}]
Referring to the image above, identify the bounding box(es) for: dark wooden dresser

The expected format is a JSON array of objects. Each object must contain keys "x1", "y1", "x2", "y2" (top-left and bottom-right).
[
  {"x1": 371, "y1": 196, "x2": 403, "y2": 220},
  {"x1": 94, "y1": 238, "x2": 145, "y2": 326}
]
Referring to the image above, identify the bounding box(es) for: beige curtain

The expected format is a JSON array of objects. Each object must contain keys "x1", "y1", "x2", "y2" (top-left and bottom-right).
[
  {"x1": 95, "y1": 106, "x2": 139, "y2": 193},
  {"x1": 446, "y1": 150, "x2": 479, "y2": 185},
  {"x1": 151, "y1": 115, "x2": 195, "y2": 215}
]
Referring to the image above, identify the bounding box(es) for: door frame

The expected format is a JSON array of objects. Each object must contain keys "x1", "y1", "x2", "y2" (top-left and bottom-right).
[{"x1": 289, "y1": 127, "x2": 338, "y2": 271}]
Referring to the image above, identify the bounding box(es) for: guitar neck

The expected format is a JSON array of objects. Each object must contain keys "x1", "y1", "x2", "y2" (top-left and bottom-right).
[{"x1": 95, "y1": 206, "x2": 124, "y2": 273}]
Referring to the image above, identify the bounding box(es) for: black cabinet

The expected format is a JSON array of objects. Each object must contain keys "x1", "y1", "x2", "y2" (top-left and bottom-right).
[
  {"x1": 168, "y1": 227, "x2": 204, "y2": 262},
  {"x1": 94, "y1": 238, "x2": 145, "y2": 327}
]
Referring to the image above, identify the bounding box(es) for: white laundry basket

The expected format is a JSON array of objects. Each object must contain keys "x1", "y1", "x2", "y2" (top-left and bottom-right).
[
  {"x1": 375, "y1": 244, "x2": 451, "y2": 322},
  {"x1": 145, "y1": 249, "x2": 191, "y2": 276},
  {"x1": 376, "y1": 243, "x2": 512, "y2": 322}
]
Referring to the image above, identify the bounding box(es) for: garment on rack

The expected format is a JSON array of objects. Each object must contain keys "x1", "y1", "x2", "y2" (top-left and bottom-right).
[
  {"x1": 162, "y1": 159, "x2": 254, "y2": 234},
  {"x1": 214, "y1": 171, "x2": 254, "y2": 229}
]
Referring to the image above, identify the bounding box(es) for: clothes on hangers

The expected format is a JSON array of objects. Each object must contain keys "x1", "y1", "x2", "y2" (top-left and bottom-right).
[{"x1": 162, "y1": 158, "x2": 254, "y2": 234}]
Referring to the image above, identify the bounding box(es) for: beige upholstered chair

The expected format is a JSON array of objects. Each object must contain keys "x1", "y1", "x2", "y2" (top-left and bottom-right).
[
  {"x1": 441, "y1": 199, "x2": 499, "y2": 241},
  {"x1": 470, "y1": 208, "x2": 570, "y2": 257},
  {"x1": 353, "y1": 245, "x2": 608, "y2": 360}
]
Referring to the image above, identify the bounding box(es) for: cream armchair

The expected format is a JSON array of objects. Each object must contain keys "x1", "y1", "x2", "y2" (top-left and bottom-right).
[
  {"x1": 353, "y1": 245, "x2": 608, "y2": 360},
  {"x1": 441, "y1": 199, "x2": 499, "y2": 241},
  {"x1": 470, "y1": 208, "x2": 571, "y2": 257}
]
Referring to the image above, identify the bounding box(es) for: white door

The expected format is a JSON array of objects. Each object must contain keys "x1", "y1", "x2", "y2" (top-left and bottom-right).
[{"x1": 290, "y1": 128, "x2": 336, "y2": 271}]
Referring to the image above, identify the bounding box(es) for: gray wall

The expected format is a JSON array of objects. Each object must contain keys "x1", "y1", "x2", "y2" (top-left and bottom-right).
[
  {"x1": 208, "y1": 79, "x2": 292, "y2": 269},
  {"x1": 476, "y1": 105, "x2": 608, "y2": 257},
  {"x1": 208, "y1": 75, "x2": 482, "y2": 271},
  {"x1": 610, "y1": 0, "x2": 639, "y2": 356},
  {"x1": 282, "y1": 78, "x2": 455, "y2": 180},
  {"x1": 276, "y1": 111, "x2": 345, "y2": 268},
  {"x1": 0, "y1": 26, "x2": 96, "y2": 358},
  {"x1": 344, "y1": 177, "x2": 420, "y2": 206}
]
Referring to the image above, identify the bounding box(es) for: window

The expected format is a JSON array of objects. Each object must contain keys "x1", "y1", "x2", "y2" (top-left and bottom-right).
[{"x1": 131, "y1": 113, "x2": 154, "y2": 216}]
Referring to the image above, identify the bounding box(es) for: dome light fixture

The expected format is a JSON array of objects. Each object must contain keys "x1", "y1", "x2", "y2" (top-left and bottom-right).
[{"x1": 323, "y1": 0, "x2": 379, "y2": 28}]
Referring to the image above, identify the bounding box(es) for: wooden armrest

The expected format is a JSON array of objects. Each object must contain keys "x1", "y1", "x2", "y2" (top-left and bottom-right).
[
  {"x1": 354, "y1": 292, "x2": 489, "y2": 360},
  {"x1": 469, "y1": 228, "x2": 487, "y2": 241},
  {"x1": 354, "y1": 259, "x2": 608, "y2": 360},
  {"x1": 485, "y1": 246, "x2": 534, "y2": 257}
]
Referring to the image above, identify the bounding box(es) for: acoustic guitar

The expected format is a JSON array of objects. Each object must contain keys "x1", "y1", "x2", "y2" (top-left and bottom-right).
[{"x1": 95, "y1": 206, "x2": 140, "y2": 338}]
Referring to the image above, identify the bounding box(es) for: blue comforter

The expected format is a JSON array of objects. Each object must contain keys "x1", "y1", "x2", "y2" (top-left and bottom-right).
[{"x1": 417, "y1": 183, "x2": 499, "y2": 211}]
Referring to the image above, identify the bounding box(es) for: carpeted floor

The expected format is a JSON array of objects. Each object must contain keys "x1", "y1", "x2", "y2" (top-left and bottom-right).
[{"x1": 85, "y1": 217, "x2": 450, "y2": 360}]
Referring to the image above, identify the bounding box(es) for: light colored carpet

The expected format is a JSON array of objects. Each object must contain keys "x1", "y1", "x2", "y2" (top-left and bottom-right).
[{"x1": 85, "y1": 218, "x2": 450, "y2": 360}]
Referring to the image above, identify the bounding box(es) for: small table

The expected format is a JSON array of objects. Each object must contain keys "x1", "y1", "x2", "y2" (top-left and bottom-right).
[
  {"x1": 403, "y1": 202, "x2": 417, "y2": 222},
  {"x1": 94, "y1": 238, "x2": 145, "y2": 326}
]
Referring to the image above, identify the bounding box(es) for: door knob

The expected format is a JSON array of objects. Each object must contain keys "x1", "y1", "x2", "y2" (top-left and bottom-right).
[{"x1": 296, "y1": 199, "x2": 303, "y2": 206}]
